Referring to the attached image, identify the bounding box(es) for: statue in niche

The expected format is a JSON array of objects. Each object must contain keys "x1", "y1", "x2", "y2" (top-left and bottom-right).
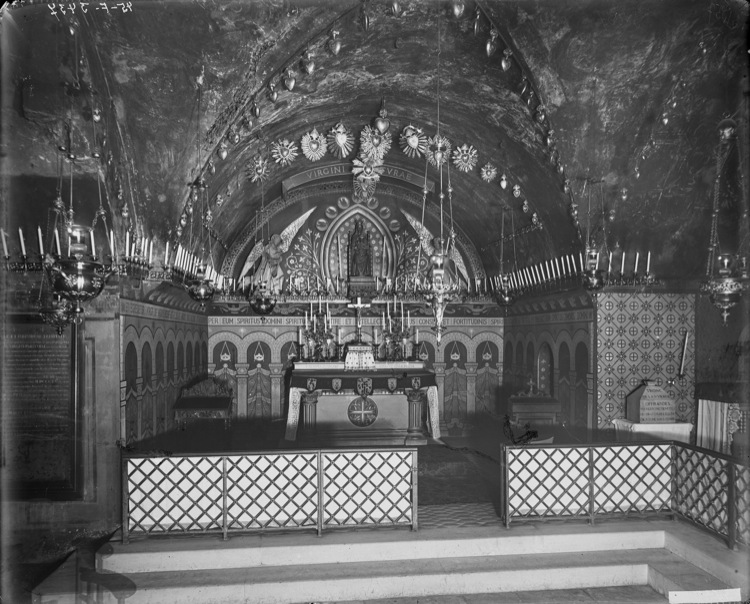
[
  {"x1": 349, "y1": 218, "x2": 372, "y2": 277},
  {"x1": 255, "y1": 233, "x2": 285, "y2": 294}
]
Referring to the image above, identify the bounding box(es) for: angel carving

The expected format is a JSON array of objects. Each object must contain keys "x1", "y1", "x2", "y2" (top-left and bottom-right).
[
  {"x1": 401, "y1": 210, "x2": 469, "y2": 286},
  {"x1": 238, "y1": 208, "x2": 314, "y2": 292}
]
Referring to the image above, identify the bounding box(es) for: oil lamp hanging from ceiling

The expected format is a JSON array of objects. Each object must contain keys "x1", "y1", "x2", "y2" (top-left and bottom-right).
[
  {"x1": 246, "y1": 164, "x2": 277, "y2": 316},
  {"x1": 414, "y1": 12, "x2": 465, "y2": 346},
  {"x1": 183, "y1": 69, "x2": 216, "y2": 308},
  {"x1": 700, "y1": 117, "x2": 749, "y2": 325}
]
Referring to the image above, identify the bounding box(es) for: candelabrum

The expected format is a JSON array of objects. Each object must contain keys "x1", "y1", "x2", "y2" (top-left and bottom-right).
[
  {"x1": 378, "y1": 321, "x2": 414, "y2": 361},
  {"x1": 299, "y1": 309, "x2": 340, "y2": 361}
]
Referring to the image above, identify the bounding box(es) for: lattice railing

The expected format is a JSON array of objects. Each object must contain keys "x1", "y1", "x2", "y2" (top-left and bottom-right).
[
  {"x1": 502, "y1": 441, "x2": 748, "y2": 549},
  {"x1": 674, "y1": 445, "x2": 729, "y2": 537},
  {"x1": 593, "y1": 444, "x2": 672, "y2": 515},
  {"x1": 507, "y1": 446, "x2": 590, "y2": 519},
  {"x1": 123, "y1": 448, "x2": 416, "y2": 542},
  {"x1": 322, "y1": 450, "x2": 415, "y2": 528}
]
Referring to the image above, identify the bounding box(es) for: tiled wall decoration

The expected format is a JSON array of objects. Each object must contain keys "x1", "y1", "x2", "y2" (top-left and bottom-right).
[{"x1": 596, "y1": 292, "x2": 695, "y2": 428}]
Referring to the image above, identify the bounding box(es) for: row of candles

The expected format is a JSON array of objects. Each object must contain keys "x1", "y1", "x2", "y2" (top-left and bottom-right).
[{"x1": 491, "y1": 250, "x2": 653, "y2": 293}]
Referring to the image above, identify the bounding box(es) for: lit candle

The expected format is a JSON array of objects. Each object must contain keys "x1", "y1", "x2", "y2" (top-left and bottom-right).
[
  {"x1": 634, "y1": 252, "x2": 639, "y2": 274},
  {"x1": 646, "y1": 251, "x2": 651, "y2": 274},
  {"x1": 90, "y1": 229, "x2": 96, "y2": 257},
  {"x1": 18, "y1": 227, "x2": 26, "y2": 257},
  {"x1": 679, "y1": 331, "x2": 689, "y2": 375},
  {"x1": 1, "y1": 229, "x2": 7, "y2": 257},
  {"x1": 620, "y1": 252, "x2": 625, "y2": 275},
  {"x1": 54, "y1": 228, "x2": 61, "y2": 256}
]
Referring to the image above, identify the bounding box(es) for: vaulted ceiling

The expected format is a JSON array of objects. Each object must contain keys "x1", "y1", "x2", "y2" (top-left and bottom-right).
[{"x1": 2, "y1": 0, "x2": 748, "y2": 284}]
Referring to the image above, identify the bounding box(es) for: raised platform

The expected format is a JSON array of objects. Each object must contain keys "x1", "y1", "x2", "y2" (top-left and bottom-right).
[{"x1": 32, "y1": 517, "x2": 748, "y2": 603}]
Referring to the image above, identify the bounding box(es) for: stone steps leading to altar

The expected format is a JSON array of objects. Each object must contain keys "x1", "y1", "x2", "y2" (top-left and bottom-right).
[{"x1": 32, "y1": 518, "x2": 747, "y2": 603}]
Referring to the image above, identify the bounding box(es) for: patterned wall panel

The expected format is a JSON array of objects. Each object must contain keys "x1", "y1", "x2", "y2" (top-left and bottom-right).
[
  {"x1": 596, "y1": 292, "x2": 695, "y2": 429},
  {"x1": 120, "y1": 300, "x2": 208, "y2": 443}
]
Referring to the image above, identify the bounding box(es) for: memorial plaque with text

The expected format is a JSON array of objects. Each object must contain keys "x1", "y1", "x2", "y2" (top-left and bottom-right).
[
  {"x1": 626, "y1": 382, "x2": 676, "y2": 424},
  {"x1": 2, "y1": 314, "x2": 81, "y2": 498}
]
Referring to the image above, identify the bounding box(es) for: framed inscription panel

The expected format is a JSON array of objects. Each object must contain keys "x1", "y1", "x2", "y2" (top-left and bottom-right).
[{"x1": 2, "y1": 313, "x2": 83, "y2": 499}]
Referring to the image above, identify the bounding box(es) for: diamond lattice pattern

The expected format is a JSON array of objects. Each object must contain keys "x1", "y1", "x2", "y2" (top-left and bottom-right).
[
  {"x1": 674, "y1": 445, "x2": 728, "y2": 535},
  {"x1": 226, "y1": 453, "x2": 318, "y2": 529},
  {"x1": 734, "y1": 464, "x2": 750, "y2": 546},
  {"x1": 322, "y1": 451, "x2": 413, "y2": 526},
  {"x1": 593, "y1": 444, "x2": 672, "y2": 514},
  {"x1": 508, "y1": 447, "x2": 590, "y2": 518},
  {"x1": 128, "y1": 456, "x2": 223, "y2": 534}
]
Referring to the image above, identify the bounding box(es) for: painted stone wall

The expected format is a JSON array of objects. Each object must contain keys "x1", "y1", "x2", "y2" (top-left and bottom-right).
[
  {"x1": 120, "y1": 299, "x2": 208, "y2": 444},
  {"x1": 503, "y1": 293, "x2": 595, "y2": 428},
  {"x1": 595, "y1": 292, "x2": 696, "y2": 429}
]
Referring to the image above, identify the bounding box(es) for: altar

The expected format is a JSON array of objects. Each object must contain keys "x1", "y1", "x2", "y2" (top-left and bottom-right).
[{"x1": 284, "y1": 362, "x2": 440, "y2": 446}]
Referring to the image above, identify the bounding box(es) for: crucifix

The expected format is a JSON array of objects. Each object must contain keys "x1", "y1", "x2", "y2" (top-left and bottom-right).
[{"x1": 347, "y1": 296, "x2": 371, "y2": 343}]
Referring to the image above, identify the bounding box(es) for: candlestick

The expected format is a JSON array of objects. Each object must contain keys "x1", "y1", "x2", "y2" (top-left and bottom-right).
[
  {"x1": 679, "y1": 331, "x2": 689, "y2": 375},
  {"x1": 54, "y1": 229, "x2": 61, "y2": 256},
  {"x1": 37, "y1": 226, "x2": 44, "y2": 256},
  {"x1": 18, "y1": 227, "x2": 26, "y2": 257},
  {"x1": 1, "y1": 229, "x2": 8, "y2": 257}
]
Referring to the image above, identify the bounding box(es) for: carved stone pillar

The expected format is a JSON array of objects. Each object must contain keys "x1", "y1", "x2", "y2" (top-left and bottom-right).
[
  {"x1": 236, "y1": 363, "x2": 249, "y2": 418},
  {"x1": 406, "y1": 390, "x2": 426, "y2": 440},
  {"x1": 433, "y1": 362, "x2": 446, "y2": 433},
  {"x1": 465, "y1": 362, "x2": 478, "y2": 417},
  {"x1": 301, "y1": 391, "x2": 319, "y2": 434},
  {"x1": 269, "y1": 362, "x2": 284, "y2": 419}
]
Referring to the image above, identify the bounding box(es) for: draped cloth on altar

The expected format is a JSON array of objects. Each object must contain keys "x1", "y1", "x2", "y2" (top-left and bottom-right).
[{"x1": 284, "y1": 368, "x2": 440, "y2": 441}]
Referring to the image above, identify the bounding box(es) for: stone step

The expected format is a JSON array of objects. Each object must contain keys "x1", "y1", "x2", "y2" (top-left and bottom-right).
[{"x1": 34, "y1": 546, "x2": 727, "y2": 604}]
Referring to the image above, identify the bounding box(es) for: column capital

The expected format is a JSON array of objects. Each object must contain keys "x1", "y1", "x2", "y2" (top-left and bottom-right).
[{"x1": 236, "y1": 363, "x2": 250, "y2": 376}]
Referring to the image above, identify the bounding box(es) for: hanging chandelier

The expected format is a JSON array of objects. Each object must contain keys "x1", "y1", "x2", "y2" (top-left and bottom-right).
[
  {"x1": 183, "y1": 68, "x2": 216, "y2": 308},
  {"x1": 43, "y1": 74, "x2": 114, "y2": 324},
  {"x1": 413, "y1": 13, "x2": 465, "y2": 346},
  {"x1": 246, "y1": 157, "x2": 277, "y2": 316},
  {"x1": 700, "y1": 117, "x2": 748, "y2": 325},
  {"x1": 494, "y1": 207, "x2": 515, "y2": 308}
]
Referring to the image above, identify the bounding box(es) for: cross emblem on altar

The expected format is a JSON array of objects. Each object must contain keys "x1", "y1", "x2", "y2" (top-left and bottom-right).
[{"x1": 347, "y1": 296, "x2": 371, "y2": 343}]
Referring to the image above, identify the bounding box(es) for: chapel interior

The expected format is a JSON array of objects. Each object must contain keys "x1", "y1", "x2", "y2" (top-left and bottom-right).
[{"x1": 1, "y1": 0, "x2": 749, "y2": 602}]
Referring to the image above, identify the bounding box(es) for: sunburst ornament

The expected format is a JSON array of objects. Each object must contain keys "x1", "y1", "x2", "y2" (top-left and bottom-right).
[
  {"x1": 359, "y1": 125, "x2": 391, "y2": 162},
  {"x1": 426, "y1": 134, "x2": 451, "y2": 168},
  {"x1": 481, "y1": 163, "x2": 497, "y2": 182},
  {"x1": 271, "y1": 138, "x2": 299, "y2": 167},
  {"x1": 452, "y1": 143, "x2": 478, "y2": 172},
  {"x1": 352, "y1": 156, "x2": 384, "y2": 198},
  {"x1": 327, "y1": 122, "x2": 354, "y2": 159},
  {"x1": 300, "y1": 127, "x2": 326, "y2": 161},
  {"x1": 249, "y1": 154, "x2": 269, "y2": 183},
  {"x1": 399, "y1": 125, "x2": 427, "y2": 158}
]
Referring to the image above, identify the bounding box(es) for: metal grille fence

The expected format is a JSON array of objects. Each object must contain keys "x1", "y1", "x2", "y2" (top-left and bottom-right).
[
  {"x1": 123, "y1": 448, "x2": 417, "y2": 542},
  {"x1": 503, "y1": 441, "x2": 748, "y2": 549}
]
